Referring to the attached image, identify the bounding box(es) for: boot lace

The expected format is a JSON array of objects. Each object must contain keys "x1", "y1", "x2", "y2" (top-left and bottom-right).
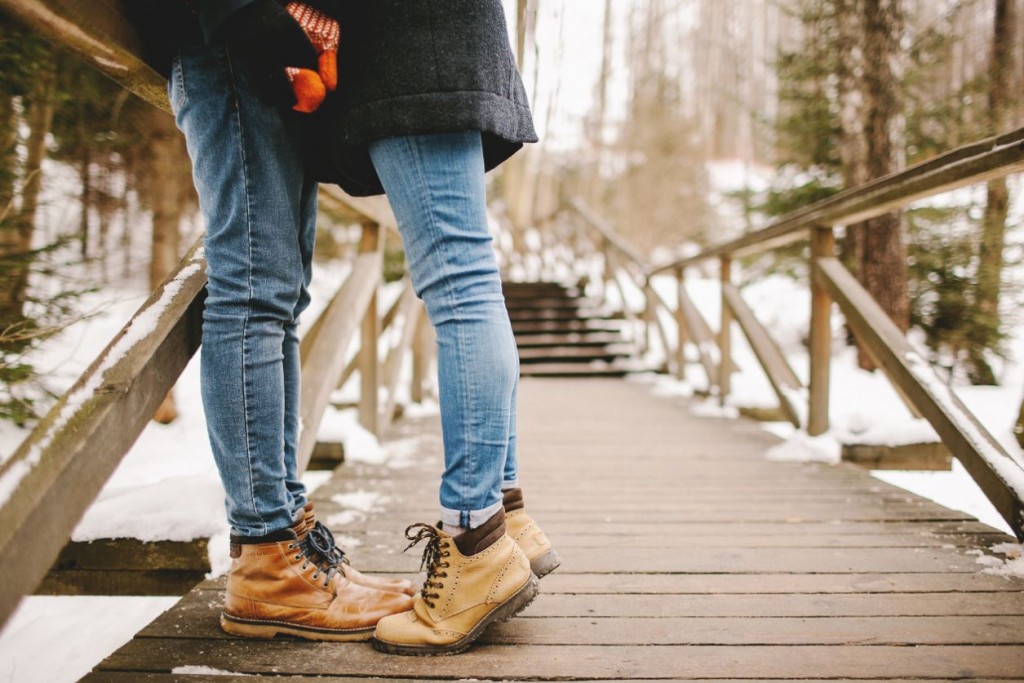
[
  {"x1": 403, "y1": 523, "x2": 451, "y2": 609},
  {"x1": 287, "y1": 530, "x2": 341, "y2": 589},
  {"x1": 307, "y1": 521, "x2": 350, "y2": 567}
]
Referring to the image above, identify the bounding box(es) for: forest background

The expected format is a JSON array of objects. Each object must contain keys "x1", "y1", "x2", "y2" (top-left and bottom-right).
[{"x1": 0, "y1": 0, "x2": 1022, "y2": 436}]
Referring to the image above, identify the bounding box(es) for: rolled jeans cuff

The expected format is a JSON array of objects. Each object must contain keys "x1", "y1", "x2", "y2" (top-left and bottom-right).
[
  {"x1": 441, "y1": 499, "x2": 504, "y2": 530},
  {"x1": 501, "y1": 479, "x2": 519, "y2": 491}
]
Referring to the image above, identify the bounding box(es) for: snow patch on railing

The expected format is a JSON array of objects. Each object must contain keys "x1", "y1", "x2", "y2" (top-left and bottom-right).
[{"x1": 0, "y1": 259, "x2": 203, "y2": 508}]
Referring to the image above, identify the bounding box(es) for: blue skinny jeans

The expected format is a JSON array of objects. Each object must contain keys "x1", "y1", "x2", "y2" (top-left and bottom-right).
[
  {"x1": 172, "y1": 43, "x2": 519, "y2": 535},
  {"x1": 370, "y1": 132, "x2": 520, "y2": 529},
  {"x1": 171, "y1": 44, "x2": 313, "y2": 537}
]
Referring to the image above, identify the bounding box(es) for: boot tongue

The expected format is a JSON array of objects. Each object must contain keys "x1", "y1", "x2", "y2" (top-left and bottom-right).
[
  {"x1": 453, "y1": 507, "x2": 506, "y2": 556},
  {"x1": 502, "y1": 488, "x2": 525, "y2": 512}
]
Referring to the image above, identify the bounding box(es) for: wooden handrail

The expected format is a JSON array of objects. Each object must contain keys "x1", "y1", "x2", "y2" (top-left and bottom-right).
[
  {"x1": 0, "y1": 239, "x2": 205, "y2": 627},
  {"x1": 0, "y1": 0, "x2": 169, "y2": 111},
  {"x1": 651, "y1": 126, "x2": 1024, "y2": 273},
  {"x1": 816, "y1": 257, "x2": 1024, "y2": 535},
  {"x1": 565, "y1": 128, "x2": 1024, "y2": 539}
]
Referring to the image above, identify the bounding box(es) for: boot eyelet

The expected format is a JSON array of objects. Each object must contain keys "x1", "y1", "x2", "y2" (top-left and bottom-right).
[{"x1": 287, "y1": 543, "x2": 296, "y2": 550}]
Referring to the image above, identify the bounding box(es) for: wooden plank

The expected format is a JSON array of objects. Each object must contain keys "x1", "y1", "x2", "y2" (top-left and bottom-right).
[
  {"x1": 815, "y1": 256, "x2": 1024, "y2": 539},
  {"x1": 675, "y1": 274, "x2": 720, "y2": 386},
  {"x1": 674, "y1": 267, "x2": 689, "y2": 380},
  {"x1": 95, "y1": 639, "x2": 1024, "y2": 679},
  {"x1": 0, "y1": 239, "x2": 205, "y2": 628},
  {"x1": 654, "y1": 125, "x2": 1024, "y2": 272},
  {"x1": 136, "y1": 593, "x2": 1024, "y2": 645},
  {"x1": 0, "y1": 0, "x2": 169, "y2": 110},
  {"x1": 81, "y1": 676, "x2": 1024, "y2": 683},
  {"x1": 538, "y1": 572, "x2": 1024, "y2": 594},
  {"x1": 482, "y1": 615, "x2": 1024, "y2": 646},
  {"x1": 808, "y1": 226, "x2": 834, "y2": 435},
  {"x1": 357, "y1": 223, "x2": 382, "y2": 436},
  {"x1": 296, "y1": 243, "x2": 381, "y2": 472},
  {"x1": 718, "y1": 257, "x2": 733, "y2": 401},
  {"x1": 381, "y1": 282, "x2": 421, "y2": 429},
  {"x1": 519, "y1": 593, "x2": 1024, "y2": 618},
  {"x1": 722, "y1": 282, "x2": 803, "y2": 427}
]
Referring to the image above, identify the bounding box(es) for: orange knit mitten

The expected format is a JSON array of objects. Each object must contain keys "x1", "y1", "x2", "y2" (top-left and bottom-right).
[{"x1": 284, "y1": 2, "x2": 340, "y2": 113}]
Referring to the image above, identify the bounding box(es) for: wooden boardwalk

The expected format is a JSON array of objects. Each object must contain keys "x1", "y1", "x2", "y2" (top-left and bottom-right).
[{"x1": 83, "y1": 377, "x2": 1024, "y2": 681}]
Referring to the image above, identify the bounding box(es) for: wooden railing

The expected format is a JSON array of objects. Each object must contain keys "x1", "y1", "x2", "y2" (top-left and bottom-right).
[
  {"x1": 0, "y1": 0, "x2": 435, "y2": 628},
  {"x1": 567, "y1": 128, "x2": 1024, "y2": 540}
]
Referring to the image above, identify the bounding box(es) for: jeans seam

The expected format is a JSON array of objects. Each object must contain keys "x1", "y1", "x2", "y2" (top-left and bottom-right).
[
  {"x1": 402, "y1": 135, "x2": 475, "y2": 519},
  {"x1": 225, "y1": 48, "x2": 266, "y2": 537}
]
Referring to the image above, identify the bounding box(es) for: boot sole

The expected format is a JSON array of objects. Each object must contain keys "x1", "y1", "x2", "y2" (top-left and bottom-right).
[
  {"x1": 372, "y1": 573, "x2": 540, "y2": 656},
  {"x1": 220, "y1": 612, "x2": 375, "y2": 642},
  {"x1": 531, "y1": 549, "x2": 561, "y2": 578}
]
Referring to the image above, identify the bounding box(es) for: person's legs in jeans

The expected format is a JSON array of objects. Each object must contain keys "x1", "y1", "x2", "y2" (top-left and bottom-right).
[
  {"x1": 170, "y1": 43, "x2": 314, "y2": 537},
  {"x1": 368, "y1": 132, "x2": 518, "y2": 530},
  {"x1": 368, "y1": 132, "x2": 538, "y2": 655}
]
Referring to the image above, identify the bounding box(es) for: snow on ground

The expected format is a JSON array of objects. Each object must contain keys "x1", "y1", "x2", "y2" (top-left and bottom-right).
[
  {"x1": 636, "y1": 261, "x2": 1024, "y2": 538},
  {"x1": 0, "y1": 596, "x2": 178, "y2": 683}
]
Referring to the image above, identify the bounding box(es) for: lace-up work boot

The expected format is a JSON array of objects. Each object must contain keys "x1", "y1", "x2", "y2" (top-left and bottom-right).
[
  {"x1": 503, "y1": 488, "x2": 561, "y2": 578},
  {"x1": 220, "y1": 528, "x2": 413, "y2": 641},
  {"x1": 372, "y1": 508, "x2": 539, "y2": 655},
  {"x1": 295, "y1": 502, "x2": 416, "y2": 596}
]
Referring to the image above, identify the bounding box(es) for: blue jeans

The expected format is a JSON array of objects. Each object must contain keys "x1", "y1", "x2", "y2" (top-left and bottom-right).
[
  {"x1": 170, "y1": 44, "x2": 314, "y2": 537},
  {"x1": 369, "y1": 133, "x2": 520, "y2": 529}
]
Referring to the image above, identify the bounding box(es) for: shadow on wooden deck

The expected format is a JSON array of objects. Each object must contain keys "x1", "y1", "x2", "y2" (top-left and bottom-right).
[{"x1": 83, "y1": 377, "x2": 1024, "y2": 681}]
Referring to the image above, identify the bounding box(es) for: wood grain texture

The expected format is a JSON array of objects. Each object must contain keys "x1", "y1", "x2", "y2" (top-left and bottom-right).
[{"x1": 90, "y1": 378, "x2": 1024, "y2": 680}]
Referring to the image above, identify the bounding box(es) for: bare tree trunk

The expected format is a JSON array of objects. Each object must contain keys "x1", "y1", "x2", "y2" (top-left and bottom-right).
[
  {"x1": 969, "y1": 0, "x2": 1017, "y2": 385},
  {"x1": 0, "y1": 94, "x2": 21, "y2": 337},
  {"x1": 857, "y1": 0, "x2": 909, "y2": 369},
  {"x1": 836, "y1": 0, "x2": 868, "y2": 280},
  {"x1": 0, "y1": 59, "x2": 58, "y2": 339},
  {"x1": 586, "y1": 0, "x2": 614, "y2": 208},
  {"x1": 79, "y1": 147, "x2": 92, "y2": 259},
  {"x1": 1016, "y1": 393, "x2": 1024, "y2": 448},
  {"x1": 147, "y1": 108, "x2": 185, "y2": 423}
]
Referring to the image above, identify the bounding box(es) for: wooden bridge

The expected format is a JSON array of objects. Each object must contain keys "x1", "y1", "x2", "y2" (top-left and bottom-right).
[
  {"x1": 81, "y1": 377, "x2": 1024, "y2": 680},
  {"x1": 2, "y1": 2, "x2": 1024, "y2": 681}
]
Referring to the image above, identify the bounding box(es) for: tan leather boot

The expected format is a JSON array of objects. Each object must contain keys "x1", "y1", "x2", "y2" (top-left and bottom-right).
[
  {"x1": 503, "y1": 488, "x2": 561, "y2": 578},
  {"x1": 220, "y1": 528, "x2": 413, "y2": 641},
  {"x1": 296, "y1": 502, "x2": 415, "y2": 596},
  {"x1": 372, "y1": 508, "x2": 539, "y2": 655}
]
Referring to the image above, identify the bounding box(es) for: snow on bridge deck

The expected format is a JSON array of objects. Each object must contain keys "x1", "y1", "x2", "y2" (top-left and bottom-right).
[{"x1": 83, "y1": 377, "x2": 1024, "y2": 681}]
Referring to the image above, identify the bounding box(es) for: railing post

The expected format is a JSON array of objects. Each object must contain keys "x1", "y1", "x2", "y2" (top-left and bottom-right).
[
  {"x1": 411, "y1": 309, "x2": 434, "y2": 404},
  {"x1": 358, "y1": 221, "x2": 381, "y2": 435},
  {"x1": 718, "y1": 256, "x2": 733, "y2": 404},
  {"x1": 674, "y1": 266, "x2": 689, "y2": 381},
  {"x1": 808, "y1": 226, "x2": 835, "y2": 436}
]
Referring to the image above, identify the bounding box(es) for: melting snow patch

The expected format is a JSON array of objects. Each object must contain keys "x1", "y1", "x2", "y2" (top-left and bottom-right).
[
  {"x1": 403, "y1": 400, "x2": 440, "y2": 418},
  {"x1": 172, "y1": 666, "x2": 251, "y2": 676},
  {"x1": 332, "y1": 490, "x2": 385, "y2": 513},
  {"x1": 766, "y1": 431, "x2": 841, "y2": 464},
  {"x1": 974, "y1": 543, "x2": 1024, "y2": 578},
  {"x1": 317, "y1": 407, "x2": 385, "y2": 464},
  {"x1": 689, "y1": 400, "x2": 739, "y2": 419},
  {"x1": 326, "y1": 510, "x2": 364, "y2": 527}
]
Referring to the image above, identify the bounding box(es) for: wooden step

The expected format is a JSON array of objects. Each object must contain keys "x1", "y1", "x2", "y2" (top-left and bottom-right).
[
  {"x1": 504, "y1": 298, "x2": 586, "y2": 311},
  {"x1": 512, "y1": 320, "x2": 625, "y2": 335},
  {"x1": 515, "y1": 332, "x2": 628, "y2": 348},
  {"x1": 518, "y1": 345, "x2": 633, "y2": 364},
  {"x1": 509, "y1": 309, "x2": 611, "y2": 323},
  {"x1": 502, "y1": 284, "x2": 577, "y2": 298},
  {"x1": 519, "y1": 361, "x2": 635, "y2": 377}
]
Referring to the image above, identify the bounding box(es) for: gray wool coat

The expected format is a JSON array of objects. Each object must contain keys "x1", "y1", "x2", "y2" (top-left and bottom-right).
[{"x1": 309, "y1": 0, "x2": 538, "y2": 196}]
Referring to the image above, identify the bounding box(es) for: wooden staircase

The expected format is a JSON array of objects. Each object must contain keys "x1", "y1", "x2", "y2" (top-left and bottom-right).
[{"x1": 503, "y1": 281, "x2": 635, "y2": 377}]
